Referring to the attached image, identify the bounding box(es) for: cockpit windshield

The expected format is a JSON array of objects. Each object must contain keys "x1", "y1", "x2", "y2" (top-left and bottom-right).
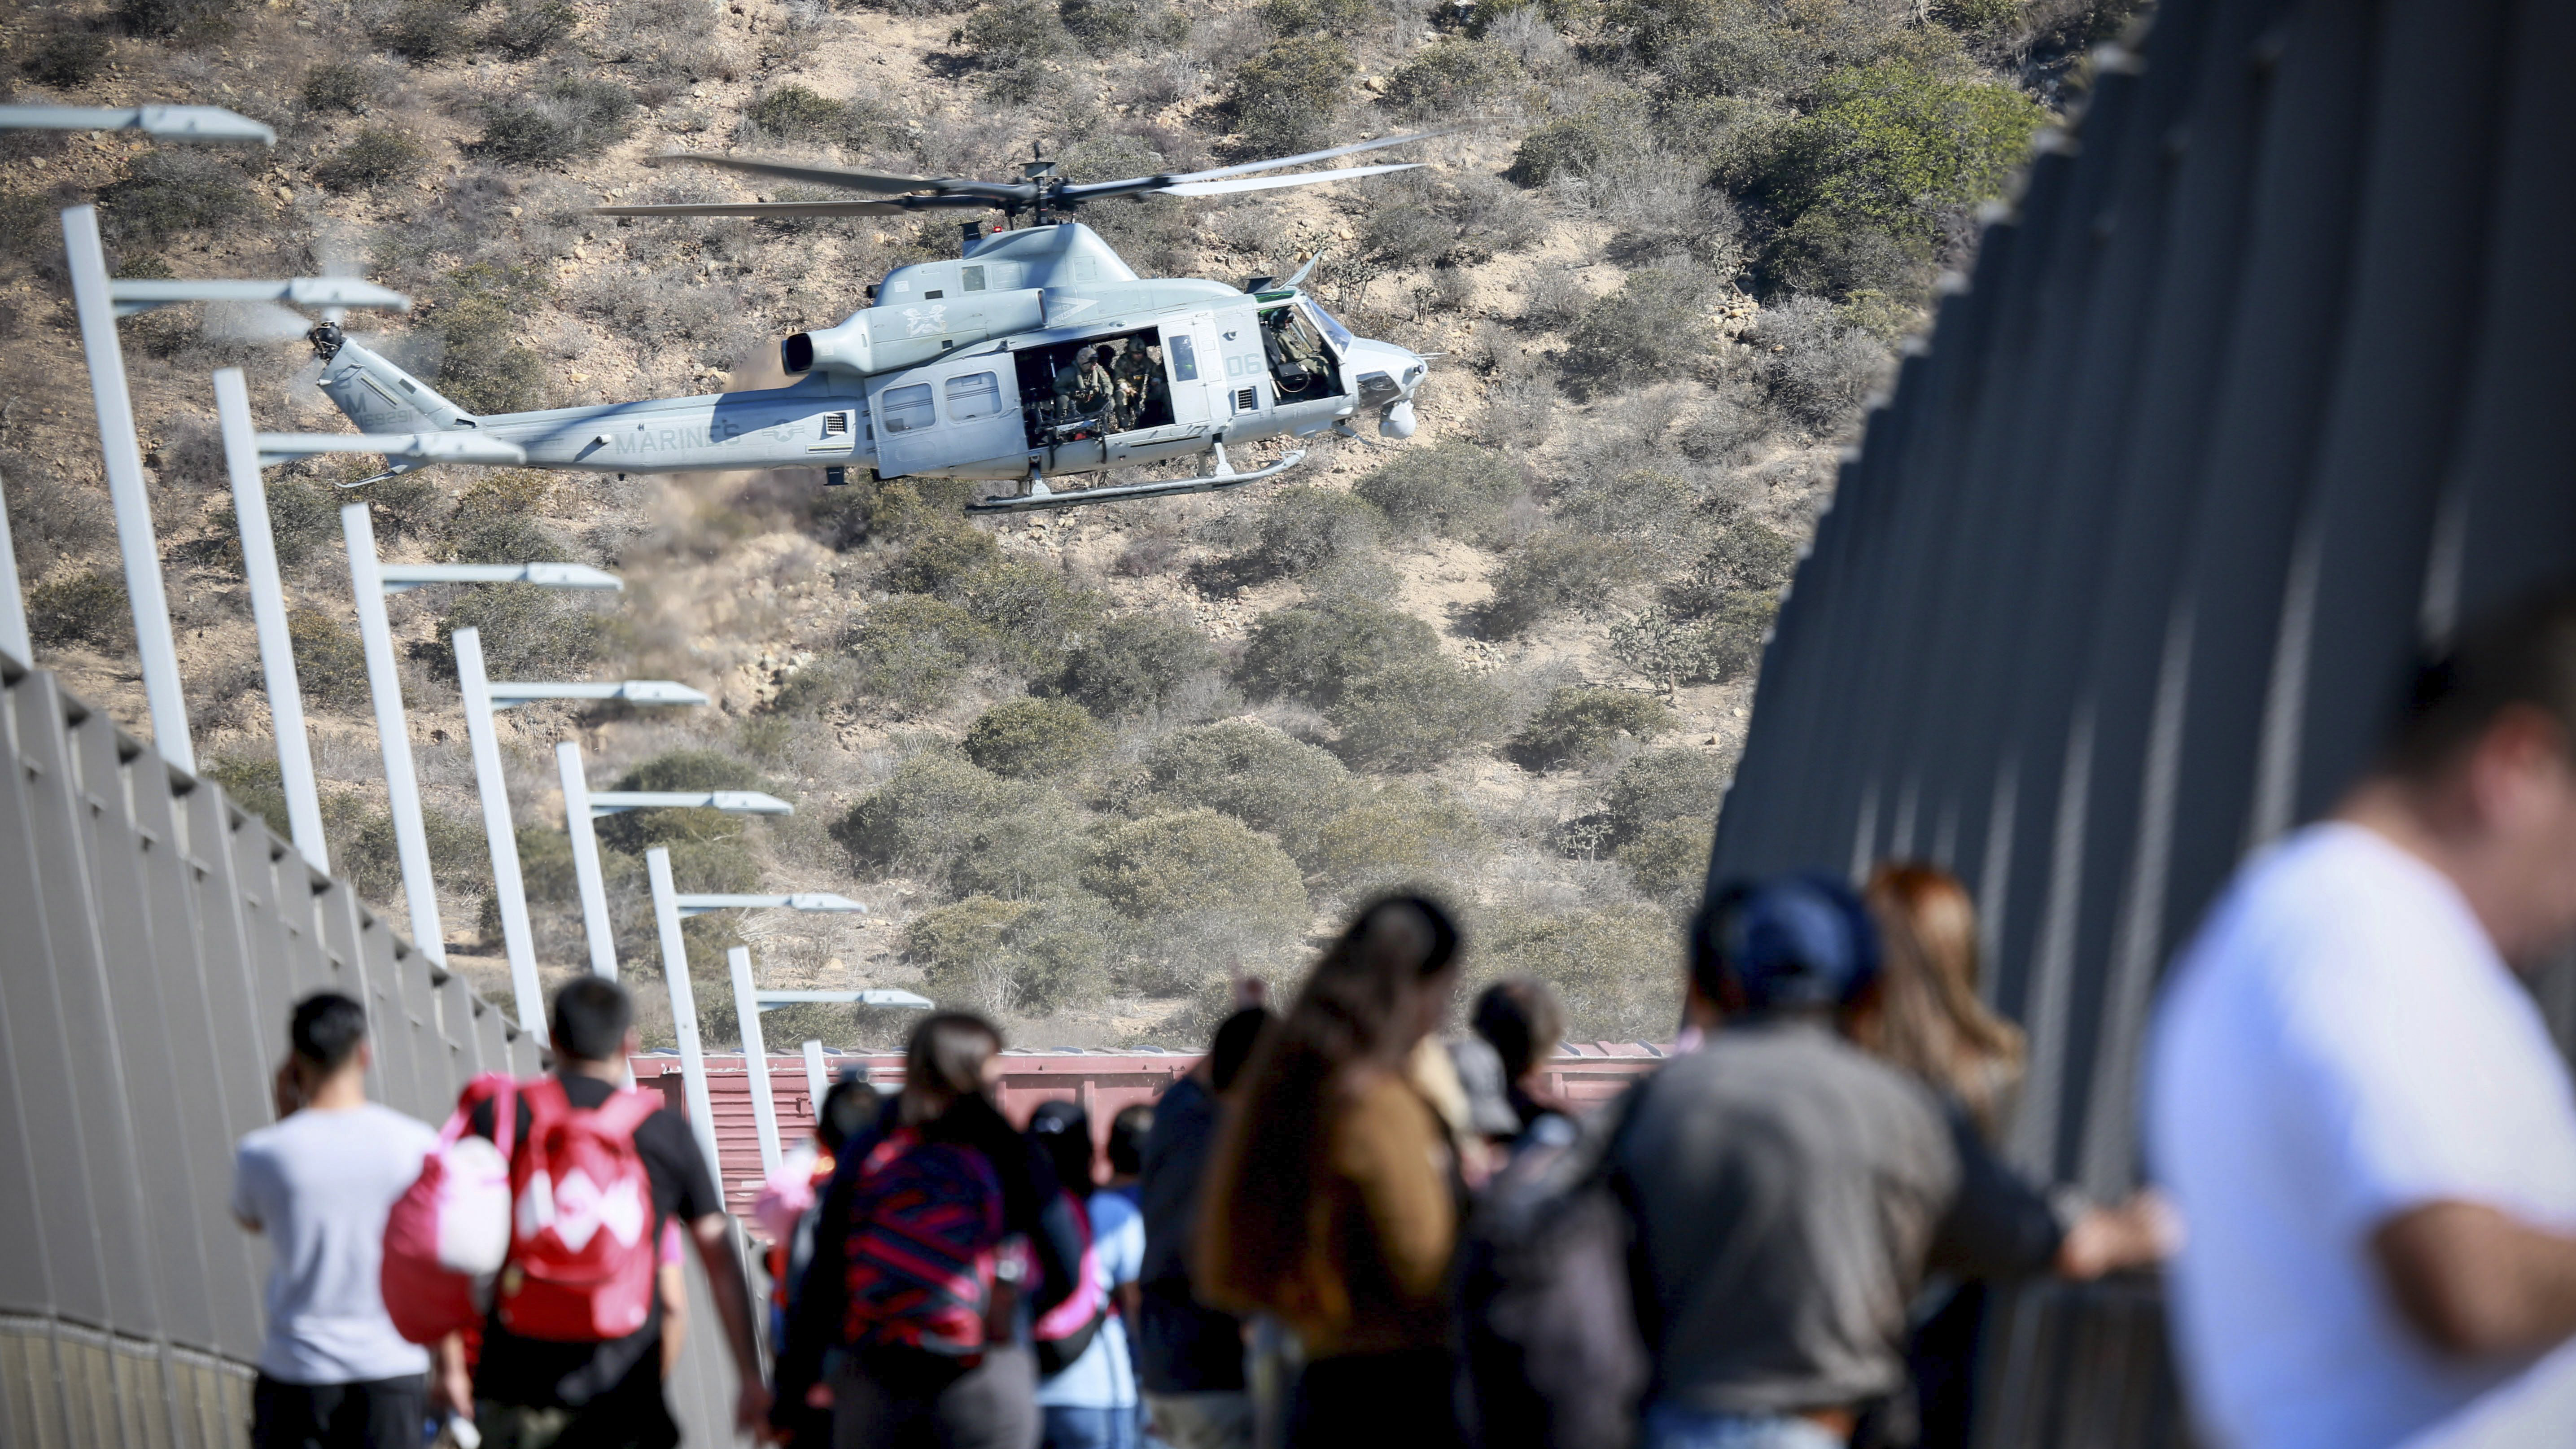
[{"x1": 1303, "y1": 300, "x2": 1355, "y2": 351}]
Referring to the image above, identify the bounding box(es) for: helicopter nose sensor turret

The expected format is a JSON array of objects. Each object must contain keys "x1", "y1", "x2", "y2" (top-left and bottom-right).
[{"x1": 1343, "y1": 338, "x2": 1429, "y2": 438}]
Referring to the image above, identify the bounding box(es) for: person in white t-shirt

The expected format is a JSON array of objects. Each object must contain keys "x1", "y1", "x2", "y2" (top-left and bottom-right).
[
  {"x1": 2147, "y1": 592, "x2": 2576, "y2": 1449},
  {"x1": 231, "y1": 991, "x2": 441, "y2": 1449}
]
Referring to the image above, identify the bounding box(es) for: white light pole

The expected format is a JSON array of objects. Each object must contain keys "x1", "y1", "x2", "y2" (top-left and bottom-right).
[
  {"x1": 648, "y1": 846, "x2": 724, "y2": 1183},
  {"x1": 213, "y1": 369, "x2": 328, "y2": 871},
  {"x1": 800, "y1": 1040, "x2": 831, "y2": 1121},
  {"x1": 451, "y1": 627, "x2": 547, "y2": 1046},
  {"x1": 0, "y1": 464, "x2": 28, "y2": 674},
  {"x1": 341, "y1": 502, "x2": 620, "y2": 973},
  {"x1": 642, "y1": 875, "x2": 867, "y2": 1181},
  {"x1": 727, "y1": 947, "x2": 781, "y2": 1176},
  {"x1": 556, "y1": 743, "x2": 617, "y2": 981},
  {"x1": 62, "y1": 206, "x2": 192, "y2": 773},
  {"x1": 452, "y1": 678, "x2": 710, "y2": 1006}
]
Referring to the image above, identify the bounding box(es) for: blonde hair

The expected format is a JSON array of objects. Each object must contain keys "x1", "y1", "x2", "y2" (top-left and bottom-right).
[{"x1": 1863, "y1": 862, "x2": 2026, "y2": 1141}]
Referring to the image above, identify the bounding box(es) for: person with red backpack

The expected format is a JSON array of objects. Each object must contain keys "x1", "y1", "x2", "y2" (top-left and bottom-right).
[
  {"x1": 770, "y1": 1012, "x2": 1086, "y2": 1449},
  {"x1": 457, "y1": 977, "x2": 769, "y2": 1447}
]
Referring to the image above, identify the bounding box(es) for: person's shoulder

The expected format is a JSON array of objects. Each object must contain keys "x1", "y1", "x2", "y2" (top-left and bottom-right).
[
  {"x1": 234, "y1": 1116, "x2": 291, "y2": 1161},
  {"x1": 359, "y1": 1102, "x2": 438, "y2": 1144}
]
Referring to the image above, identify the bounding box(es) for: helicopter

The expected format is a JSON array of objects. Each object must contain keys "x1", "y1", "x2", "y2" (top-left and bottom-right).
[{"x1": 305, "y1": 132, "x2": 1443, "y2": 513}]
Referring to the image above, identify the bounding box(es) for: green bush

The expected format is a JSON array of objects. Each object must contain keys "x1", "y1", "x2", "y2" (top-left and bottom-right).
[
  {"x1": 432, "y1": 285, "x2": 548, "y2": 414},
  {"x1": 1752, "y1": 296, "x2": 1891, "y2": 430},
  {"x1": 1383, "y1": 39, "x2": 1522, "y2": 118},
  {"x1": 1510, "y1": 686, "x2": 1675, "y2": 770},
  {"x1": 487, "y1": 0, "x2": 579, "y2": 57},
  {"x1": 1609, "y1": 591, "x2": 1776, "y2": 692},
  {"x1": 1312, "y1": 785, "x2": 1486, "y2": 888},
  {"x1": 115, "y1": 0, "x2": 245, "y2": 39},
  {"x1": 27, "y1": 569, "x2": 132, "y2": 653},
  {"x1": 1618, "y1": 814, "x2": 1710, "y2": 903},
  {"x1": 1469, "y1": 903, "x2": 1678, "y2": 1042},
  {"x1": 1211, "y1": 485, "x2": 1386, "y2": 589},
  {"x1": 748, "y1": 84, "x2": 856, "y2": 141},
  {"x1": 594, "y1": 750, "x2": 767, "y2": 853},
  {"x1": 218, "y1": 475, "x2": 341, "y2": 569},
  {"x1": 1360, "y1": 205, "x2": 1458, "y2": 271},
  {"x1": 1058, "y1": 0, "x2": 1186, "y2": 54},
  {"x1": 1481, "y1": 528, "x2": 1638, "y2": 637},
  {"x1": 1560, "y1": 267, "x2": 1719, "y2": 395},
  {"x1": 835, "y1": 751, "x2": 1088, "y2": 900},
  {"x1": 1353, "y1": 442, "x2": 1526, "y2": 546},
  {"x1": 317, "y1": 128, "x2": 426, "y2": 193},
  {"x1": 883, "y1": 521, "x2": 1002, "y2": 595},
  {"x1": 1506, "y1": 114, "x2": 1628, "y2": 188},
  {"x1": 473, "y1": 75, "x2": 636, "y2": 166},
  {"x1": 950, "y1": 560, "x2": 1105, "y2": 676},
  {"x1": 1228, "y1": 35, "x2": 1352, "y2": 151},
  {"x1": 1599, "y1": 746, "x2": 1730, "y2": 847},
  {"x1": 962, "y1": 697, "x2": 1110, "y2": 779},
  {"x1": 98, "y1": 150, "x2": 253, "y2": 247},
  {"x1": 1126, "y1": 720, "x2": 1358, "y2": 866},
  {"x1": 301, "y1": 61, "x2": 371, "y2": 113},
  {"x1": 430, "y1": 583, "x2": 604, "y2": 681},
  {"x1": 340, "y1": 801, "x2": 485, "y2": 904},
  {"x1": 1326, "y1": 657, "x2": 1510, "y2": 770},
  {"x1": 1041, "y1": 613, "x2": 1224, "y2": 722},
  {"x1": 0, "y1": 191, "x2": 56, "y2": 260},
  {"x1": 1754, "y1": 59, "x2": 2044, "y2": 245},
  {"x1": 374, "y1": 0, "x2": 472, "y2": 59},
  {"x1": 1238, "y1": 598, "x2": 1442, "y2": 709},
  {"x1": 1258, "y1": 0, "x2": 1368, "y2": 33},
  {"x1": 1663, "y1": 520, "x2": 1797, "y2": 615},
  {"x1": 22, "y1": 31, "x2": 112, "y2": 88},
  {"x1": 288, "y1": 608, "x2": 372, "y2": 714},
  {"x1": 1083, "y1": 809, "x2": 1310, "y2": 948},
  {"x1": 904, "y1": 892, "x2": 1113, "y2": 1016},
  {"x1": 1556, "y1": 470, "x2": 1700, "y2": 550},
  {"x1": 840, "y1": 595, "x2": 998, "y2": 715},
  {"x1": 202, "y1": 756, "x2": 289, "y2": 836}
]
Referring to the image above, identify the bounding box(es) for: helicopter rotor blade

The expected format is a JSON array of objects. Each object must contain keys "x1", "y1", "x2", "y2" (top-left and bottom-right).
[
  {"x1": 1154, "y1": 162, "x2": 1422, "y2": 198},
  {"x1": 645, "y1": 152, "x2": 1026, "y2": 202},
  {"x1": 591, "y1": 197, "x2": 995, "y2": 218},
  {"x1": 1159, "y1": 130, "x2": 1449, "y2": 185}
]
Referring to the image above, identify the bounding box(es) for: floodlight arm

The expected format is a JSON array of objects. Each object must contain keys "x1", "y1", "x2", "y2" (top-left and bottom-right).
[
  {"x1": 377, "y1": 563, "x2": 622, "y2": 594},
  {"x1": 588, "y1": 791, "x2": 794, "y2": 817},
  {"x1": 673, "y1": 892, "x2": 865, "y2": 918},
  {"x1": 109, "y1": 277, "x2": 410, "y2": 318},
  {"x1": 757, "y1": 989, "x2": 933, "y2": 1010},
  {"x1": 486, "y1": 680, "x2": 708, "y2": 709},
  {"x1": 0, "y1": 104, "x2": 275, "y2": 144}
]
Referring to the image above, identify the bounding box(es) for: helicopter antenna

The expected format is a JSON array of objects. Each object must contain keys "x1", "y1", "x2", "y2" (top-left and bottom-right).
[{"x1": 1022, "y1": 141, "x2": 1056, "y2": 227}]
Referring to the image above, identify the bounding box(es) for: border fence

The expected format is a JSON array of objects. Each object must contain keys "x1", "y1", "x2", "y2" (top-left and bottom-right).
[
  {"x1": 0, "y1": 660, "x2": 752, "y2": 1447},
  {"x1": 1708, "y1": 0, "x2": 2576, "y2": 1440}
]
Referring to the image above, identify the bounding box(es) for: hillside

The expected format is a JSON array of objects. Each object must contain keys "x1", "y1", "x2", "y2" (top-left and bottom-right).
[{"x1": 0, "y1": 0, "x2": 2131, "y2": 1048}]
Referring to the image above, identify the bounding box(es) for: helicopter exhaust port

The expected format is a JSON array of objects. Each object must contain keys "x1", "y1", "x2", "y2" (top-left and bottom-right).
[{"x1": 781, "y1": 333, "x2": 816, "y2": 375}]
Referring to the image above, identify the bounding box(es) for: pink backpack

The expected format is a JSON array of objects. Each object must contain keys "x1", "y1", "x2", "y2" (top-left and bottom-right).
[
  {"x1": 493, "y1": 1075, "x2": 663, "y2": 1342},
  {"x1": 1030, "y1": 1188, "x2": 1106, "y2": 1376},
  {"x1": 382, "y1": 1075, "x2": 518, "y2": 1344}
]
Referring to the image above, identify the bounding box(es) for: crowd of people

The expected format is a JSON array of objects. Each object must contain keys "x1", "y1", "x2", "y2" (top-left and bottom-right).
[{"x1": 226, "y1": 590, "x2": 2576, "y2": 1449}]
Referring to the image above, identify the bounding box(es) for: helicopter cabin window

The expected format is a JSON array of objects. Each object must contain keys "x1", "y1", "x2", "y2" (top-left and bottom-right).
[
  {"x1": 1169, "y1": 335, "x2": 1199, "y2": 381},
  {"x1": 947, "y1": 371, "x2": 1005, "y2": 422},
  {"x1": 881, "y1": 383, "x2": 935, "y2": 433},
  {"x1": 962, "y1": 265, "x2": 987, "y2": 292}
]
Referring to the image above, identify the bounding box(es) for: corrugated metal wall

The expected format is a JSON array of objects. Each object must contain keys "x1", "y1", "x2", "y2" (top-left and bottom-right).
[
  {"x1": 1706, "y1": 0, "x2": 2575, "y2": 1440},
  {"x1": 0, "y1": 662, "x2": 748, "y2": 1448}
]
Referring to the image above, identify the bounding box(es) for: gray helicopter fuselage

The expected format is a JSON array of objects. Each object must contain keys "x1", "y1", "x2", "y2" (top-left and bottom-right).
[{"x1": 313, "y1": 222, "x2": 1426, "y2": 490}]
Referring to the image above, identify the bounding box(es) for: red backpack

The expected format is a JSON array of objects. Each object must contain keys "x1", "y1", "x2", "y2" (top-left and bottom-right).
[
  {"x1": 382, "y1": 1074, "x2": 519, "y2": 1344},
  {"x1": 493, "y1": 1076, "x2": 663, "y2": 1342},
  {"x1": 839, "y1": 1127, "x2": 1008, "y2": 1357}
]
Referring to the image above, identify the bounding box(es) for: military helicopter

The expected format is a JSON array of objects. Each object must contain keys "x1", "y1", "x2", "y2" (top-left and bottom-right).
[{"x1": 306, "y1": 132, "x2": 1442, "y2": 512}]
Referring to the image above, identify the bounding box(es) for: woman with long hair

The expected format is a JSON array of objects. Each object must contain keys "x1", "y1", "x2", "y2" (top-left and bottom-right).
[
  {"x1": 1860, "y1": 863, "x2": 2028, "y2": 1143},
  {"x1": 1196, "y1": 895, "x2": 1467, "y2": 1448}
]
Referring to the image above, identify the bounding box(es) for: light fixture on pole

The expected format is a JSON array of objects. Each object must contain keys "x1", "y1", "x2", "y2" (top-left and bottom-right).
[
  {"x1": 641, "y1": 875, "x2": 866, "y2": 1181},
  {"x1": 57, "y1": 208, "x2": 417, "y2": 776},
  {"x1": 341, "y1": 502, "x2": 621, "y2": 971},
  {"x1": 449, "y1": 663, "x2": 710, "y2": 1030},
  {"x1": 0, "y1": 103, "x2": 276, "y2": 144},
  {"x1": 555, "y1": 753, "x2": 796, "y2": 983},
  {"x1": 0, "y1": 463, "x2": 29, "y2": 678}
]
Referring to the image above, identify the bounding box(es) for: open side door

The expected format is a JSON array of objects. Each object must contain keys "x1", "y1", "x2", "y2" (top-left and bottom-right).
[{"x1": 869, "y1": 353, "x2": 1028, "y2": 478}]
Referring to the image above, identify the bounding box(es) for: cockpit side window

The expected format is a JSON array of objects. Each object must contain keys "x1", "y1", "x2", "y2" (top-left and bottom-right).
[{"x1": 1303, "y1": 301, "x2": 1355, "y2": 351}]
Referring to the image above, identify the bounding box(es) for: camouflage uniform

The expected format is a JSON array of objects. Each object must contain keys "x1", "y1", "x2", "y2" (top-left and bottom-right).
[{"x1": 1112, "y1": 345, "x2": 1156, "y2": 431}]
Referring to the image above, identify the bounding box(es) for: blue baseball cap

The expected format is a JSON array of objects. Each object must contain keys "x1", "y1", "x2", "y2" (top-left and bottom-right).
[{"x1": 1697, "y1": 873, "x2": 1881, "y2": 1011}]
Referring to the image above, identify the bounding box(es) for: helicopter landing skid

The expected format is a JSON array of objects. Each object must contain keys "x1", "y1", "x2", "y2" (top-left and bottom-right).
[{"x1": 966, "y1": 444, "x2": 1307, "y2": 514}]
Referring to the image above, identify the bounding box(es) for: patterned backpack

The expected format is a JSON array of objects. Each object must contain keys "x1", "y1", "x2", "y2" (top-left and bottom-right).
[{"x1": 839, "y1": 1126, "x2": 1009, "y2": 1357}]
